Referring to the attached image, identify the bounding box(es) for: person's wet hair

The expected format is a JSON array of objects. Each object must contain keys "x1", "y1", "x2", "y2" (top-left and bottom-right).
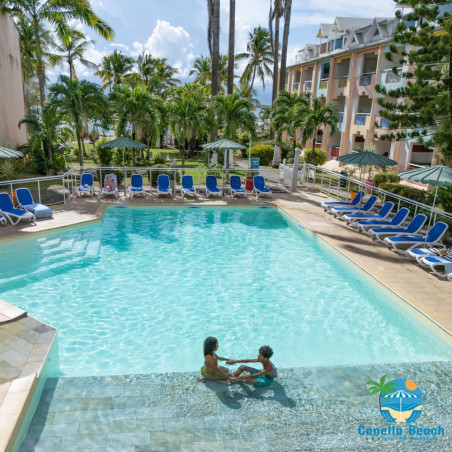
[
  {"x1": 259, "y1": 345, "x2": 273, "y2": 359},
  {"x1": 203, "y1": 336, "x2": 218, "y2": 356}
]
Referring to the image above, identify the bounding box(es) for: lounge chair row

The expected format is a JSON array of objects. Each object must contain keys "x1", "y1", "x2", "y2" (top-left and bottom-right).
[
  {"x1": 0, "y1": 189, "x2": 53, "y2": 226},
  {"x1": 77, "y1": 173, "x2": 273, "y2": 199},
  {"x1": 322, "y1": 190, "x2": 450, "y2": 279}
]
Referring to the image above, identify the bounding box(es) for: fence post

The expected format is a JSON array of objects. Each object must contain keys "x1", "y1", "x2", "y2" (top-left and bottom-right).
[
  {"x1": 291, "y1": 148, "x2": 301, "y2": 192},
  {"x1": 62, "y1": 177, "x2": 66, "y2": 203},
  {"x1": 37, "y1": 180, "x2": 41, "y2": 203},
  {"x1": 99, "y1": 168, "x2": 102, "y2": 195},
  {"x1": 149, "y1": 168, "x2": 152, "y2": 190}
]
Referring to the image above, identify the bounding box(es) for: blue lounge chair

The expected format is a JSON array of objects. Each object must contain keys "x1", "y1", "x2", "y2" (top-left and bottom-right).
[
  {"x1": 321, "y1": 190, "x2": 365, "y2": 211},
  {"x1": 77, "y1": 173, "x2": 95, "y2": 197},
  {"x1": 0, "y1": 213, "x2": 6, "y2": 226},
  {"x1": 331, "y1": 195, "x2": 378, "y2": 218},
  {"x1": 344, "y1": 201, "x2": 394, "y2": 225},
  {"x1": 0, "y1": 193, "x2": 35, "y2": 225},
  {"x1": 384, "y1": 221, "x2": 448, "y2": 251},
  {"x1": 102, "y1": 173, "x2": 119, "y2": 199},
  {"x1": 358, "y1": 208, "x2": 410, "y2": 233},
  {"x1": 181, "y1": 175, "x2": 197, "y2": 198},
  {"x1": 15, "y1": 188, "x2": 53, "y2": 219},
  {"x1": 253, "y1": 175, "x2": 272, "y2": 199},
  {"x1": 156, "y1": 174, "x2": 172, "y2": 197},
  {"x1": 128, "y1": 174, "x2": 145, "y2": 198},
  {"x1": 369, "y1": 214, "x2": 427, "y2": 242},
  {"x1": 419, "y1": 255, "x2": 452, "y2": 278},
  {"x1": 230, "y1": 175, "x2": 246, "y2": 198},
  {"x1": 205, "y1": 175, "x2": 221, "y2": 198},
  {"x1": 407, "y1": 246, "x2": 452, "y2": 263}
]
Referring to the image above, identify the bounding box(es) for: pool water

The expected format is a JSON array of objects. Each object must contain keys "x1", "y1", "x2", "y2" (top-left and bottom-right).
[{"x1": 0, "y1": 207, "x2": 450, "y2": 376}]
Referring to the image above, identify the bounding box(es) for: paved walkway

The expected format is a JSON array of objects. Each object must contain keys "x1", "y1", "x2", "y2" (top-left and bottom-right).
[{"x1": 22, "y1": 361, "x2": 452, "y2": 451}]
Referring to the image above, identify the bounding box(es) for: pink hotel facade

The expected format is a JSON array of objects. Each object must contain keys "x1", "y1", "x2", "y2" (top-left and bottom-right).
[{"x1": 286, "y1": 16, "x2": 439, "y2": 171}]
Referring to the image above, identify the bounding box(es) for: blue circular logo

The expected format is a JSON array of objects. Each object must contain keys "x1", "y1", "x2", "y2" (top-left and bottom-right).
[{"x1": 379, "y1": 378, "x2": 423, "y2": 423}]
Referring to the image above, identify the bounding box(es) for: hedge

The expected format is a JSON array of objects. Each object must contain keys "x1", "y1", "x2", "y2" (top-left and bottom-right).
[{"x1": 248, "y1": 144, "x2": 274, "y2": 165}]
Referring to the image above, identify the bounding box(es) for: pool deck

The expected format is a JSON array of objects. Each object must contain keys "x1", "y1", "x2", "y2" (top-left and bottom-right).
[{"x1": 0, "y1": 188, "x2": 451, "y2": 450}]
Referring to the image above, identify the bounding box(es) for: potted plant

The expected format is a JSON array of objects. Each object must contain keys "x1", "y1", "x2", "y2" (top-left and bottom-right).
[{"x1": 244, "y1": 171, "x2": 256, "y2": 191}]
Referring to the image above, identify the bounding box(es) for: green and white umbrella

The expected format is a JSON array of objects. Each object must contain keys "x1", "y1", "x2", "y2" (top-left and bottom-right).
[
  {"x1": 201, "y1": 139, "x2": 246, "y2": 151},
  {"x1": 99, "y1": 138, "x2": 146, "y2": 194},
  {"x1": 336, "y1": 151, "x2": 397, "y2": 181},
  {"x1": 0, "y1": 147, "x2": 24, "y2": 159}
]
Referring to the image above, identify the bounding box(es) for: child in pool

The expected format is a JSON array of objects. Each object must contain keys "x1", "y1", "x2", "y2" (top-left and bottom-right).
[
  {"x1": 199, "y1": 336, "x2": 231, "y2": 384},
  {"x1": 228, "y1": 345, "x2": 277, "y2": 387}
]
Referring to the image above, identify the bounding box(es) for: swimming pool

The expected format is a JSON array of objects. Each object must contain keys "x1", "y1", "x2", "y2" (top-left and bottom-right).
[{"x1": 0, "y1": 206, "x2": 450, "y2": 376}]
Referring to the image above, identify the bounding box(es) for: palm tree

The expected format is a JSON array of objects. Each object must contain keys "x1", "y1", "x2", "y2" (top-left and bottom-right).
[
  {"x1": 302, "y1": 96, "x2": 339, "y2": 164},
  {"x1": 259, "y1": 105, "x2": 272, "y2": 130},
  {"x1": 18, "y1": 103, "x2": 73, "y2": 174},
  {"x1": 227, "y1": 0, "x2": 235, "y2": 95},
  {"x1": 366, "y1": 375, "x2": 398, "y2": 410},
  {"x1": 214, "y1": 93, "x2": 256, "y2": 170},
  {"x1": 137, "y1": 53, "x2": 179, "y2": 95},
  {"x1": 95, "y1": 50, "x2": 134, "y2": 91},
  {"x1": 279, "y1": 0, "x2": 292, "y2": 93},
  {"x1": 48, "y1": 75, "x2": 109, "y2": 167},
  {"x1": 110, "y1": 85, "x2": 163, "y2": 163},
  {"x1": 210, "y1": 0, "x2": 220, "y2": 99},
  {"x1": 236, "y1": 27, "x2": 273, "y2": 95},
  {"x1": 271, "y1": 91, "x2": 309, "y2": 164},
  {"x1": 269, "y1": 0, "x2": 284, "y2": 103},
  {"x1": 190, "y1": 55, "x2": 211, "y2": 85},
  {"x1": 1, "y1": 0, "x2": 114, "y2": 107},
  {"x1": 168, "y1": 84, "x2": 211, "y2": 166},
  {"x1": 50, "y1": 29, "x2": 97, "y2": 80}
]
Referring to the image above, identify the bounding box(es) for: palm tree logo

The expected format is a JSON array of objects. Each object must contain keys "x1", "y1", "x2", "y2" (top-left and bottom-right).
[{"x1": 366, "y1": 376, "x2": 423, "y2": 423}]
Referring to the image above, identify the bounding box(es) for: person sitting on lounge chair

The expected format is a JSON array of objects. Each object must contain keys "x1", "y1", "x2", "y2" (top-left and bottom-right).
[{"x1": 104, "y1": 175, "x2": 116, "y2": 192}]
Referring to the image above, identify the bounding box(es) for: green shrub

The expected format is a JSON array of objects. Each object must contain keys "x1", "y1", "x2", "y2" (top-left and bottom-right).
[
  {"x1": 0, "y1": 160, "x2": 17, "y2": 180},
  {"x1": 248, "y1": 144, "x2": 273, "y2": 165},
  {"x1": 373, "y1": 172, "x2": 401, "y2": 188},
  {"x1": 113, "y1": 149, "x2": 132, "y2": 167},
  {"x1": 436, "y1": 186, "x2": 452, "y2": 213},
  {"x1": 153, "y1": 156, "x2": 167, "y2": 165},
  {"x1": 379, "y1": 182, "x2": 434, "y2": 207},
  {"x1": 30, "y1": 147, "x2": 47, "y2": 175},
  {"x1": 150, "y1": 164, "x2": 180, "y2": 185},
  {"x1": 97, "y1": 139, "x2": 113, "y2": 166},
  {"x1": 302, "y1": 148, "x2": 327, "y2": 166},
  {"x1": 53, "y1": 153, "x2": 67, "y2": 173}
]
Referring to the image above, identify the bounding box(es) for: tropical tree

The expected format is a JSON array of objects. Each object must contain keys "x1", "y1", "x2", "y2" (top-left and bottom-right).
[
  {"x1": 110, "y1": 85, "x2": 163, "y2": 163},
  {"x1": 259, "y1": 105, "x2": 272, "y2": 130},
  {"x1": 168, "y1": 84, "x2": 211, "y2": 166},
  {"x1": 190, "y1": 55, "x2": 212, "y2": 85},
  {"x1": 207, "y1": 0, "x2": 220, "y2": 99},
  {"x1": 137, "y1": 53, "x2": 179, "y2": 95},
  {"x1": 48, "y1": 75, "x2": 109, "y2": 167},
  {"x1": 19, "y1": 102, "x2": 73, "y2": 174},
  {"x1": 236, "y1": 26, "x2": 273, "y2": 94},
  {"x1": 366, "y1": 375, "x2": 398, "y2": 410},
  {"x1": 227, "y1": 0, "x2": 235, "y2": 95},
  {"x1": 271, "y1": 91, "x2": 309, "y2": 164},
  {"x1": 376, "y1": 0, "x2": 452, "y2": 163},
  {"x1": 214, "y1": 93, "x2": 256, "y2": 169},
  {"x1": 1, "y1": 0, "x2": 114, "y2": 107},
  {"x1": 302, "y1": 96, "x2": 339, "y2": 164},
  {"x1": 50, "y1": 28, "x2": 97, "y2": 80},
  {"x1": 279, "y1": 0, "x2": 292, "y2": 93},
  {"x1": 95, "y1": 50, "x2": 134, "y2": 91}
]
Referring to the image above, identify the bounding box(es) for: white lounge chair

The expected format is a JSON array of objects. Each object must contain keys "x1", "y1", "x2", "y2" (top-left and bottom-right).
[
  {"x1": 369, "y1": 214, "x2": 427, "y2": 242},
  {"x1": 128, "y1": 174, "x2": 145, "y2": 197},
  {"x1": 229, "y1": 175, "x2": 246, "y2": 198},
  {"x1": 181, "y1": 175, "x2": 197, "y2": 198},
  {"x1": 77, "y1": 173, "x2": 95, "y2": 197},
  {"x1": 321, "y1": 190, "x2": 365, "y2": 211},
  {"x1": 358, "y1": 208, "x2": 410, "y2": 233},
  {"x1": 331, "y1": 195, "x2": 378, "y2": 218},
  {"x1": 102, "y1": 173, "x2": 119, "y2": 199},
  {"x1": 344, "y1": 201, "x2": 394, "y2": 226},
  {"x1": 419, "y1": 255, "x2": 452, "y2": 278},
  {"x1": 406, "y1": 247, "x2": 451, "y2": 263},
  {"x1": 156, "y1": 174, "x2": 172, "y2": 197},
  {"x1": 0, "y1": 193, "x2": 35, "y2": 225},
  {"x1": 205, "y1": 175, "x2": 221, "y2": 198},
  {"x1": 253, "y1": 175, "x2": 272, "y2": 199}
]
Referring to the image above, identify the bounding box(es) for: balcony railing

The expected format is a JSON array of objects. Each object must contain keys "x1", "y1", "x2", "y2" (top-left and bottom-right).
[
  {"x1": 359, "y1": 72, "x2": 375, "y2": 86},
  {"x1": 384, "y1": 68, "x2": 402, "y2": 84},
  {"x1": 380, "y1": 117, "x2": 391, "y2": 128},
  {"x1": 293, "y1": 82, "x2": 300, "y2": 91},
  {"x1": 354, "y1": 113, "x2": 369, "y2": 125},
  {"x1": 319, "y1": 79, "x2": 328, "y2": 89},
  {"x1": 303, "y1": 81, "x2": 312, "y2": 92}
]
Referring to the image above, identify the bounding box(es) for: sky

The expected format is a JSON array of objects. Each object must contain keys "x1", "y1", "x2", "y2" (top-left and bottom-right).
[{"x1": 55, "y1": 0, "x2": 397, "y2": 105}]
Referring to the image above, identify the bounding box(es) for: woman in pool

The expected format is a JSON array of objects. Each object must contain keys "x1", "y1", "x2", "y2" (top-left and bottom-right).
[
  {"x1": 104, "y1": 175, "x2": 116, "y2": 192},
  {"x1": 199, "y1": 336, "x2": 231, "y2": 384}
]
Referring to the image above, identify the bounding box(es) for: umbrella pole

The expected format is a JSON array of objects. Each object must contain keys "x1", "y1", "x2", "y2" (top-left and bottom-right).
[
  {"x1": 123, "y1": 148, "x2": 127, "y2": 196},
  {"x1": 425, "y1": 185, "x2": 438, "y2": 243}
]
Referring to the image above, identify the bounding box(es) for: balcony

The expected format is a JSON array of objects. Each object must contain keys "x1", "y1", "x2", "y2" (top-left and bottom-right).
[
  {"x1": 379, "y1": 67, "x2": 406, "y2": 90},
  {"x1": 292, "y1": 82, "x2": 300, "y2": 92},
  {"x1": 354, "y1": 113, "x2": 369, "y2": 126},
  {"x1": 303, "y1": 81, "x2": 312, "y2": 92},
  {"x1": 359, "y1": 72, "x2": 375, "y2": 86}
]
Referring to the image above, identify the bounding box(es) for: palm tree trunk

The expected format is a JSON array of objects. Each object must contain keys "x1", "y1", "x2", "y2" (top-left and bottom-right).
[
  {"x1": 146, "y1": 138, "x2": 151, "y2": 160},
  {"x1": 279, "y1": 0, "x2": 292, "y2": 93},
  {"x1": 81, "y1": 138, "x2": 87, "y2": 158},
  {"x1": 312, "y1": 131, "x2": 317, "y2": 165},
  {"x1": 211, "y1": 0, "x2": 220, "y2": 97},
  {"x1": 227, "y1": 0, "x2": 235, "y2": 95},
  {"x1": 77, "y1": 133, "x2": 83, "y2": 167},
  {"x1": 250, "y1": 67, "x2": 257, "y2": 93},
  {"x1": 271, "y1": 1, "x2": 281, "y2": 104}
]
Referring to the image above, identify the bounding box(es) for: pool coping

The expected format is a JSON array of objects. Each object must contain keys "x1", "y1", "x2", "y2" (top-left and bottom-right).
[{"x1": 0, "y1": 192, "x2": 451, "y2": 449}]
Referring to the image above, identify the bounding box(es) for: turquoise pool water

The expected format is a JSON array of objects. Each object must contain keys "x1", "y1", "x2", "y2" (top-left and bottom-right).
[{"x1": 0, "y1": 207, "x2": 450, "y2": 376}]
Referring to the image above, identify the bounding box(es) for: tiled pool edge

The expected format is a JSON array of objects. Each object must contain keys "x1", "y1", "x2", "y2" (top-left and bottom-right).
[
  {"x1": 0, "y1": 314, "x2": 57, "y2": 452},
  {"x1": 276, "y1": 202, "x2": 452, "y2": 341}
]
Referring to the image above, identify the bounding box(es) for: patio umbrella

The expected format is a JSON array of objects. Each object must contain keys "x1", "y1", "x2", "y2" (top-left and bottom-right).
[
  {"x1": 336, "y1": 151, "x2": 397, "y2": 181},
  {"x1": 202, "y1": 139, "x2": 246, "y2": 171},
  {"x1": 398, "y1": 165, "x2": 452, "y2": 234},
  {"x1": 99, "y1": 137, "x2": 146, "y2": 194},
  {"x1": 0, "y1": 147, "x2": 24, "y2": 158}
]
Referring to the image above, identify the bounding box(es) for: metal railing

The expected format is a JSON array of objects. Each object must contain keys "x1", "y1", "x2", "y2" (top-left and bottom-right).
[
  {"x1": 383, "y1": 67, "x2": 403, "y2": 84},
  {"x1": 303, "y1": 81, "x2": 312, "y2": 92},
  {"x1": 354, "y1": 113, "x2": 369, "y2": 125},
  {"x1": 359, "y1": 72, "x2": 375, "y2": 86}
]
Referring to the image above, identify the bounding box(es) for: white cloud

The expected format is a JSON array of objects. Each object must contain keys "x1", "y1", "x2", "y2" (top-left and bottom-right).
[{"x1": 132, "y1": 20, "x2": 195, "y2": 78}]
